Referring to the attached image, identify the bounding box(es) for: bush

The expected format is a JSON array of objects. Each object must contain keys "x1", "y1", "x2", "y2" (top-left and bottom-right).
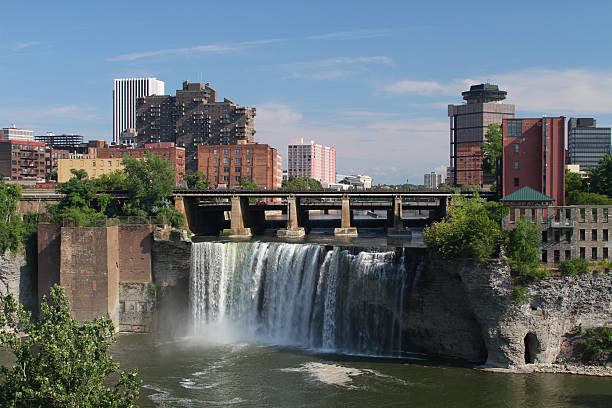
[
  {"x1": 513, "y1": 285, "x2": 531, "y2": 305},
  {"x1": 0, "y1": 285, "x2": 141, "y2": 406},
  {"x1": 506, "y1": 216, "x2": 544, "y2": 281},
  {"x1": 579, "y1": 327, "x2": 612, "y2": 362},
  {"x1": 559, "y1": 258, "x2": 590, "y2": 276}
]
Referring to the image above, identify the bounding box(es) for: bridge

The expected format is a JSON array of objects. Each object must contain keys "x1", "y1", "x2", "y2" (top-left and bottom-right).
[
  {"x1": 17, "y1": 187, "x2": 495, "y2": 238},
  {"x1": 172, "y1": 189, "x2": 495, "y2": 238}
]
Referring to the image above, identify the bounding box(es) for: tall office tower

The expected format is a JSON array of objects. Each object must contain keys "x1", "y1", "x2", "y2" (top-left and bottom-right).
[
  {"x1": 287, "y1": 138, "x2": 336, "y2": 187},
  {"x1": 448, "y1": 83, "x2": 515, "y2": 186},
  {"x1": 113, "y1": 78, "x2": 165, "y2": 144},
  {"x1": 136, "y1": 81, "x2": 256, "y2": 173},
  {"x1": 424, "y1": 171, "x2": 443, "y2": 189},
  {"x1": 567, "y1": 117, "x2": 611, "y2": 169},
  {"x1": 502, "y1": 117, "x2": 566, "y2": 205}
]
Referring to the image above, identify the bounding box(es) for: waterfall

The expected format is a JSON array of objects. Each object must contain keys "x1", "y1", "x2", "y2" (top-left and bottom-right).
[{"x1": 189, "y1": 242, "x2": 410, "y2": 356}]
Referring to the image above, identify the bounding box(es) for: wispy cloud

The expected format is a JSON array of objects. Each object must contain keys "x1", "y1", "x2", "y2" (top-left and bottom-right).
[
  {"x1": 307, "y1": 29, "x2": 392, "y2": 41},
  {"x1": 255, "y1": 103, "x2": 448, "y2": 183},
  {"x1": 277, "y1": 56, "x2": 393, "y2": 81},
  {"x1": 108, "y1": 38, "x2": 287, "y2": 62},
  {"x1": 381, "y1": 68, "x2": 612, "y2": 114}
]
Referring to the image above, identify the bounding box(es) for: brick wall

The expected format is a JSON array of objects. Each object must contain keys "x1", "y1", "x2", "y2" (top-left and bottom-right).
[
  {"x1": 118, "y1": 224, "x2": 153, "y2": 283},
  {"x1": 37, "y1": 223, "x2": 61, "y2": 307}
]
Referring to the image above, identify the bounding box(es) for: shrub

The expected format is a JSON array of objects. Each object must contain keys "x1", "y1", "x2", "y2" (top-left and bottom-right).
[
  {"x1": 506, "y1": 216, "x2": 544, "y2": 281},
  {"x1": 513, "y1": 285, "x2": 531, "y2": 305},
  {"x1": 559, "y1": 258, "x2": 590, "y2": 276}
]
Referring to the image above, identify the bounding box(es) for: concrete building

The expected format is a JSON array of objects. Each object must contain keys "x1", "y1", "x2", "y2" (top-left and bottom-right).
[
  {"x1": 113, "y1": 78, "x2": 165, "y2": 145},
  {"x1": 287, "y1": 139, "x2": 336, "y2": 187},
  {"x1": 502, "y1": 117, "x2": 566, "y2": 205},
  {"x1": 448, "y1": 83, "x2": 515, "y2": 186},
  {"x1": 567, "y1": 118, "x2": 611, "y2": 169},
  {"x1": 57, "y1": 157, "x2": 124, "y2": 183},
  {"x1": 35, "y1": 132, "x2": 84, "y2": 149},
  {"x1": 136, "y1": 81, "x2": 256, "y2": 173},
  {"x1": 44, "y1": 148, "x2": 71, "y2": 180},
  {"x1": 197, "y1": 140, "x2": 282, "y2": 190},
  {"x1": 0, "y1": 140, "x2": 46, "y2": 182},
  {"x1": 96, "y1": 143, "x2": 185, "y2": 185},
  {"x1": 424, "y1": 172, "x2": 443, "y2": 189},
  {"x1": 339, "y1": 174, "x2": 372, "y2": 189},
  {"x1": 1, "y1": 126, "x2": 34, "y2": 141}
]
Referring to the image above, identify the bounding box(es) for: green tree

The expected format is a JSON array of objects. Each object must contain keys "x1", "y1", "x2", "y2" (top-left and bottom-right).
[
  {"x1": 0, "y1": 181, "x2": 36, "y2": 253},
  {"x1": 183, "y1": 172, "x2": 210, "y2": 189},
  {"x1": 282, "y1": 177, "x2": 322, "y2": 190},
  {"x1": 587, "y1": 154, "x2": 612, "y2": 197},
  {"x1": 238, "y1": 178, "x2": 258, "y2": 189},
  {"x1": 122, "y1": 154, "x2": 183, "y2": 228},
  {"x1": 423, "y1": 194, "x2": 504, "y2": 260},
  {"x1": 506, "y1": 216, "x2": 545, "y2": 281},
  {"x1": 93, "y1": 170, "x2": 127, "y2": 191},
  {"x1": 46, "y1": 170, "x2": 58, "y2": 182},
  {"x1": 47, "y1": 169, "x2": 108, "y2": 226},
  {"x1": 0, "y1": 285, "x2": 140, "y2": 407},
  {"x1": 481, "y1": 123, "x2": 503, "y2": 177}
]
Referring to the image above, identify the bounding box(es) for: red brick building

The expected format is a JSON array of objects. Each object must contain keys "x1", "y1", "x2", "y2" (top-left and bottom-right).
[
  {"x1": 96, "y1": 142, "x2": 185, "y2": 184},
  {"x1": 0, "y1": 140, "x2": 46, "y2": 182},
  {"x1": 197, "y1": 140, "x2": 282, "y2": 189},
  {"x1": 502, "y1": 117, "x2": 566, "y2": 205}
]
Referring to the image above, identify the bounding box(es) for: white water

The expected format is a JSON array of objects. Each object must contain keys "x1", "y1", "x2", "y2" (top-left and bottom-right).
[{"x1": 190, "y1": 242, "x2": 409, "y2": 356}]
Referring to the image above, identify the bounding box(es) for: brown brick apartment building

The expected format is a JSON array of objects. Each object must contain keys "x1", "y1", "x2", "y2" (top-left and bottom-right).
[
  {"x1": 0, "y1": 140, "x2": 46, "y2": 182},
  {"x1": 197, "y1": 140, "x2": 282, "y2": 189}
]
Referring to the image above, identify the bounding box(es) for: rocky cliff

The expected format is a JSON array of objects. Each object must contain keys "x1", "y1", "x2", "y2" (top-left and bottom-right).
[{"x1": 0, "y1": 249, "x2": 37, "y2": 313}]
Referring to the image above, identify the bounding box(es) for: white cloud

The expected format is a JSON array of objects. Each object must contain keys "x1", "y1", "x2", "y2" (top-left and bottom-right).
[
  {"x1": 307, "y1": 29, "x2": 391, "y2": 41},
  {"x1": 255, "y1": 104, "x2": 448, "y2": 184},
  {"x1": 107, "y1": 38, "x2": 286, "y2": 62},
  {"x1": 277, "y1": 56, "x2": 392, "y2": 82},
  {"x1": 382, "y1": 68, "x2": 612, "y2": 114}
]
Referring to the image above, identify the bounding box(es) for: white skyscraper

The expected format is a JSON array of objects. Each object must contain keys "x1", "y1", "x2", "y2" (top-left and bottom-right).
[{"x1": 112, "y1": 78, "x2": 165, "y2": 144}]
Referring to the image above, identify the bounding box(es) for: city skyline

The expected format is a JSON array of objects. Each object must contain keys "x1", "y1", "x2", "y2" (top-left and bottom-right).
[{"x1": 1, "y1": 0, "x2": 612, "y2": 184}]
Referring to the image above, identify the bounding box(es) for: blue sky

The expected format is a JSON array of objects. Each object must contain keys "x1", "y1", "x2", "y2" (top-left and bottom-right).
[{"x1": 2, "y1": 0, "x2": 612, "y2": 184}]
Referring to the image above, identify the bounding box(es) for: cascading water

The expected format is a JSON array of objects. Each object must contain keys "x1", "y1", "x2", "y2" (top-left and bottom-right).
[{"x1": 190, "y1": 242, "x2": 410, "y2": 356}]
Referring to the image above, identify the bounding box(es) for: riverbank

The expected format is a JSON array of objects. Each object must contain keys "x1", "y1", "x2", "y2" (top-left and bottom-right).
[{"x1": 482, "y1": 364, "x2": 612, "y2": 377}]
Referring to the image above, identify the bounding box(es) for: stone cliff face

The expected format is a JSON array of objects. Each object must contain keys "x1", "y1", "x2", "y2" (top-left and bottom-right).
[
  {"x1": 0, "y1": 249, "x2": 37, "y2": 313},
  {"x1": 407, "y1": 255, "x2": 612, "y2": 368}
]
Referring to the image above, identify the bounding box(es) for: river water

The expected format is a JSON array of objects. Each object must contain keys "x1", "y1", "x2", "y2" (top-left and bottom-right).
[{"x1": 114, "y1": 334, "x2": 612, "y2": 408}]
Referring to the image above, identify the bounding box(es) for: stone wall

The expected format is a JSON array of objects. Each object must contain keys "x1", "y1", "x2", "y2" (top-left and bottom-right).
[
  {"x1": 0, "y1": 250, "x2": 37, "y2": 312},
  {"x1": 37, "y1": 223, "x2": 61, "y2": 307},
  {"x1": 118, "y1": 224, "x2": 153, "y2": 283},
  {"x1": 119, "y1": 282, "x2": 156, "y2": 332}
]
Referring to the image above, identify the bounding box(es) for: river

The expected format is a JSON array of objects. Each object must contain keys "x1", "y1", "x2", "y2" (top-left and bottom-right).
[{"x1": 114, "y1": 333, "x2": 612, "y2": 408}]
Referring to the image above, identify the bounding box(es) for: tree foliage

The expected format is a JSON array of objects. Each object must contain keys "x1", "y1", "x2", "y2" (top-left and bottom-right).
[
  {"x1": 122, "y1": 154, "x2": 183, "y2": 228},
  {"x1": 587, "y1": 154, "x2": 612, "y2": 197},
  {"x1": 0, "y1": 285, "x2": 140, "y2": 407},
  {"x1": 238, "y1": 178, "x2": 258, "y2": 189},
  {"x1": 482, "y1": 123, "x2": 503, "y2": 177},
  {"x1": 506, "y1": 216, "x2": 544, "y2": 281},
  {"x1": 423, "y1": 194, "x2": 504, "y2": 260},
  {"x1": 566, "y1": 156, "x2": 612, "y2": 204},
  {"x1": 0, "y1": 181, "x2": 37, "y2": 253},
  {"x1": 183, "y1": 172, "x2": 210, "y2": 189},
  {"x1": 282, "y1": 177, "x2": 322, "y2": 190}
]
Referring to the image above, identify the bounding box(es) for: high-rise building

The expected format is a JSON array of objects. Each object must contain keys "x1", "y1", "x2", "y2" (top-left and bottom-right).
[
  {"x1": 35, "y1": 132, "x2": 84, "y2": 149},
  {"x1": 567, "y1": 118, "x2": 611, "y2": 169},
  {"x1": 1, "y1": 126, "x2": 34, "y2": 141},
  {"x1": 502, "y1": 117, "x2": 566, "y2": 205},
  {"x1": 449, "y1": 83, "x2": 515, "y2": 186},
  {"x1": 424, "y1": 172, "x2": 443, "y2": 189},
  {"x1": 0, "y1": 140, "x2": 46, "y2": 182},
  {"x1": 287, "y1": 139, "x2": 336, "y2": 187},
  {"x1": 113, "y1": 78, "x2": 165, "y2": 144},
  {"x1": 136, "y1": 81, "x2": 256, "y2": 172},
  {"x1": 197, "y1": 140, "x2": 282, "y2": 190}
]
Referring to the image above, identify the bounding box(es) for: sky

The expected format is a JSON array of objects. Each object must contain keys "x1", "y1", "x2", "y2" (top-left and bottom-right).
[{"x1": 1, "y1": 0, "x2": 612, "y2": 184}]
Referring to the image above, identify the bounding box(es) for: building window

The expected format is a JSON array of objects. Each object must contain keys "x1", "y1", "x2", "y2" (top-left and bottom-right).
[
  {"x1": 554, "y1": 250, "x2": 560, "y2": 264},
  {"x1": 592, "y1": 209, "x2": 598, "y2": 222},
  {"x1": 565, "y1": 231, "x2": 571, "y2": 242},
  {"x1": 554, "y1": 230, "x2": 560, "y2": 243},
  {"x1": 513, "y1": 144, "x2": 519, "y2": 153},
  {"x1": 513, "y1": 161, "x2": 519, "y2": 170},
  {"x1": 247, "y1": 149, "x2": 250, "y2": 154},
  {"x1": 246, "y1": 167, "x2": 250, "y2": 173},
  {"x1": 235, "y1": 158, "x2": 241, "y2": 164},
  {"x1": 592, "y1": 229, "x2": 598, "y2": 241},
  {"x1": 592, "y1": 247, "x2": 597, "y2": 260},
  {"x1": 214, "y1": 149, "x2": 217, "y2": 155},
  {"x1": 580, "y1": 208, "x2": 586, "y2": 222},
  {"x1": 580, "y1": 229, "x2": 585, "y2": 240},
  {"x1": 247, "y1": 157, "x2": 251, "y2": 163},
  {"x1": 580, "y1": 247, "x2": 585, "y2": 259},
  {"x1": 604, "y1": 248, "x2": 609, "y2": 260},
  {"x1": 541, "y1": 231, "x2": 548, "y2": 243},
  {"x1": 92, "y1": 161, "x2": 96, "y2": 167},
  {"x1": 214, "y1": 158, "x2": 217, "y2": 163},
  {"x1": 108, "y1": 161, "x2": 112, "y2": 166},
  {"x1": 235, "y1": 149, "x2": 240, "y2": 155},
  {"x1": 514, "y1": 177, "x2": 519, "y2": 187},
  {"x1": 508, "y1": 120, "x2": 522, "y2": 137},
  {"x1": 541, "y1": 250, "x2": 547, "y2": 263},
  {"x1": 223, "y1": 158, "x2": 229, "y2": 164},
  {"x1": 235, "y1": 167, "x2": 241, "y2": 172},
  {"x1": 604, "y1": 209, "x2": 609, "y2": 222},
  {"x1": 223, "y1": 167, "x2": 229, "y2": 172},
  {"x1": 223, "y1": 149, "x2": 229, "y2": 155},
  {"x1": 234, "y1": 176, "x2": 240, "y2": 182},
  {"x1": 565, "y1": 250, "x2": 571, "y2": 261},
  {"x1": 604, "y1": 229, "x2": 608, "y2": 241}
]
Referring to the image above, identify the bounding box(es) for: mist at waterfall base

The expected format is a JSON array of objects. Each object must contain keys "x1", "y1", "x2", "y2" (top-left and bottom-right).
[{"x1": 189, "y1": 242, "x2": 411, "y2": 356}]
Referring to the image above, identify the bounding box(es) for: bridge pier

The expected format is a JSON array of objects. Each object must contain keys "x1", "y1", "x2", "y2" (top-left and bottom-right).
[
  {"x1": 387, "y1": 195, "x2": 411, "y2": 237},
  {"x1": 173, "y1": 196, "x2": 191, "y2": 232},
  {"x1": 334, "y1": 195, "x2": 358, "y2": 237},
  {"x1": 277, "y1": 195, "x2": 305, "y2": 238},
  {"x1": 222, "y1": 196, "x2": 252, "y2": 238}
]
